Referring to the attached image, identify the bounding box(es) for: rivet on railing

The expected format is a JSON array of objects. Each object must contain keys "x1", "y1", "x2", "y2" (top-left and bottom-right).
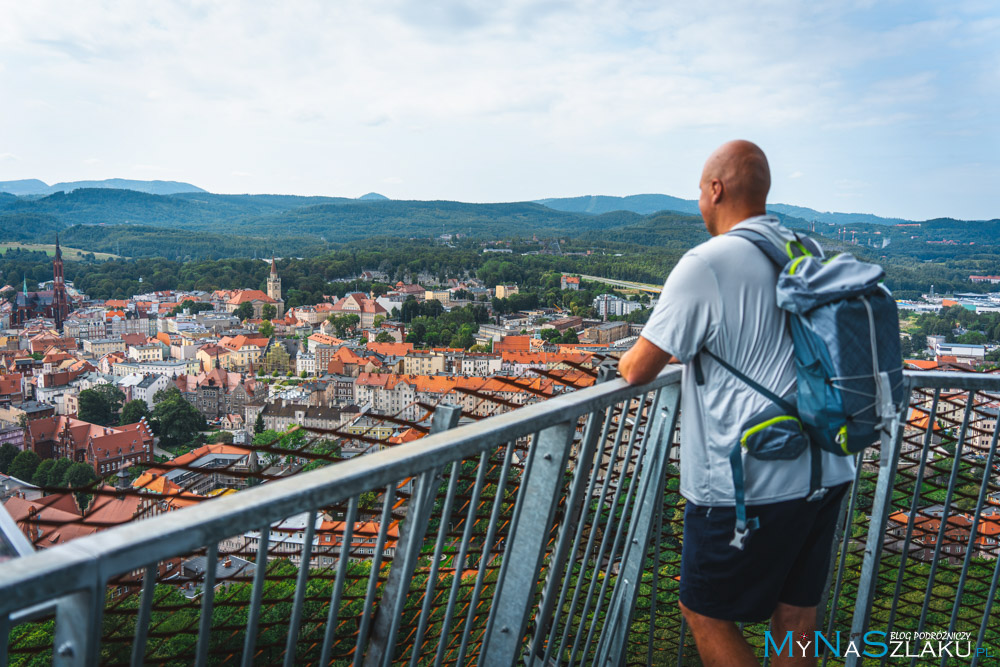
[
  {"x1": 543, "y1": 453, "x2": 552, "y2": 461},
  {"x1": 57, "y1": 642, "x2": 74, "y2": 658}
]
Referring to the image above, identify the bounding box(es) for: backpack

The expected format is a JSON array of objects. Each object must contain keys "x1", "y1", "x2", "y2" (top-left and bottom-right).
[{"x1": 699, "y1": 229, "x2": 904, "y2": 549}]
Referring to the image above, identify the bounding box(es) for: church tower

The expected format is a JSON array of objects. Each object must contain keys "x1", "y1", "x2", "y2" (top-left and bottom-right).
[
  {"x1": 267, "y1": 255, "x2": 281, "y2": 302},
  {"x1": 52, "y1": 234, "x2": 69, "y2": 330}
]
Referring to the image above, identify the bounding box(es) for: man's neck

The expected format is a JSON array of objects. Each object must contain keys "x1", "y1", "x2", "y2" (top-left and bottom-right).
[{"x1": 713, "y1": 207, "x2": 768, "y2": 235}]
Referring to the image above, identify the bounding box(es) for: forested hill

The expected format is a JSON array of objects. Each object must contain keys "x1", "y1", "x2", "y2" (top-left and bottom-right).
[
  {"x1": 0, "y1": 178, "x2": 205, "y2": 196},
  {"x1": 0, "y1": 188, "x2": 634, "y2": 259},
  {"x1": 538, "y1": 193, "x2": 918, "y2": 226}
]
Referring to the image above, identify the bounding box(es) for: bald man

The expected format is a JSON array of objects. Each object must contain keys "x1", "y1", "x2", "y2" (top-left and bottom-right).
[{"x1": 619, "y1": 141, "x2": 853, "y2": 666}]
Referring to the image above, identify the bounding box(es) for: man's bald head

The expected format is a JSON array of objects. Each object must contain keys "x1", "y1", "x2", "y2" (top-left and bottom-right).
[{"x1": 698, "y1": 140, "x2": 771, "y2": 235}]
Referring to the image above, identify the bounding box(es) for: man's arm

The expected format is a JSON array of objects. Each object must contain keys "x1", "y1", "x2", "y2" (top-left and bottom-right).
[{"x1": 619, "y1": 336, "x2": 677, "y2": 385}]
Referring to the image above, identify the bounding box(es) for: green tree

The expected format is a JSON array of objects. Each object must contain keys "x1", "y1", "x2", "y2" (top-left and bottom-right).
[
  {"x1": 327, "y1": 313, "x2": 361, "y2": 338},
  {"x1": 31, "y1": 459, "x2": 55, "y2": 487},
  {"x1": 254, "y1": 412, "x2": 265, "y2": 435},
  {"x1": 259, "y1": 320, "x2": 275, "y2": 337},
  {"x1": 47, "y1": 458, "x2": 73, "y2": 487},
  {"x1": 77, "y1": 388, "x2": 114, "y2": 425},
  {"x1": 957, "y1": 331, "x2": 987, "y2": 345},
  {"x1": 9, "y1": 450, "x2": 41, "y2": 482},
  {"x1": 120, "y1": 399, "x2": 151, "y2": 426},
  {"x1": 235, "y1": 302, "x2": 255, "y2": 321},
  {"x1": 152, "y1": 387, "x2": 207, "y2": 449},
  {"x1": 78, "y1": 384, "x2": 126, "y2": 425},
  {"x1": 63, "y1": 462, "x2": 98, "y2": 511},
  {"x1": 261, "y1": 303, "x2": 278, "y2": 320},
  {"x1": 0, "y1": 442, "x2": 18, "y2": 474},
  {"x1": 374, "y1": 330, "x2": 394, "y2": 343}
]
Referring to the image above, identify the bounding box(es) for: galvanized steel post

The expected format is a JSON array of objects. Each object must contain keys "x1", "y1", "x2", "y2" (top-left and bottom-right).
[
  {"x1": 480, "y1": 420, "x2": 577, "y2": 666},
  {"x1": 594, "y1": 384, "x2": 680, "y2": 665}
]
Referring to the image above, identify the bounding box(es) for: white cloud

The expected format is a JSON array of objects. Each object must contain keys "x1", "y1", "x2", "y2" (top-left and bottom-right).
[{"x1": 0, "y1": 0, "x2": 996, "y2": 219}]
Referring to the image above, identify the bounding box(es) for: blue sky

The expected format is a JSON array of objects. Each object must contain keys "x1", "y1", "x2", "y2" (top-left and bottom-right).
[{"x1": 0, "y1": 0, "x2": 997, "y2": 220}]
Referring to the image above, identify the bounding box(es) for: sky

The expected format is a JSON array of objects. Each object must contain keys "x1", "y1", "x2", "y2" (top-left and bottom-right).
[{"x1": 1, "y1": 1, "x2": 997, "y2": 220}]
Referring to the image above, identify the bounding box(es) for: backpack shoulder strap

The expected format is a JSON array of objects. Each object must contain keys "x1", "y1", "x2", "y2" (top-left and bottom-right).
[
  {"x1": 726, "y1": 228, "x2": 788, "y2": 268},
  {"x1": 728, "y1": 228, "x2": 824, "y2": 267}
]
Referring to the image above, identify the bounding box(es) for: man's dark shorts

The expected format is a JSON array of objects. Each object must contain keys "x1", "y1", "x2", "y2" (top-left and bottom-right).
[{"x1": 679, "y1": 483, "x2": 849, "y2": 622}]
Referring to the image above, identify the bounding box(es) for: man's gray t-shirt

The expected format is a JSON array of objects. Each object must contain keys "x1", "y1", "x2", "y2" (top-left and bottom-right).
[{"x1": 640, "y1": 215, "x2": 855, "y2": 506}]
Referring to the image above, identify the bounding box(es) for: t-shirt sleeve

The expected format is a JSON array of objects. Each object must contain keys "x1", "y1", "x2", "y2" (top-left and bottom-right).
[{"x1": 639, "y1": 252, "x2": 719, "y2": 364}]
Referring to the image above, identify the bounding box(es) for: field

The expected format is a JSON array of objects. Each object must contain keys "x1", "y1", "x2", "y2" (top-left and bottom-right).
[{"x1": 0, "y1": 242, "x2": 120, "y2": 260}]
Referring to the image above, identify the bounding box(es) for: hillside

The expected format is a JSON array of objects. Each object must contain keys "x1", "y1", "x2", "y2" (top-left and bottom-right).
[
  {"x1": 0, "y1": 178, "x2": 205, "y2": 196},
  {"x1": 538, "y1": 193, "x2": 928, "y2": 227}
]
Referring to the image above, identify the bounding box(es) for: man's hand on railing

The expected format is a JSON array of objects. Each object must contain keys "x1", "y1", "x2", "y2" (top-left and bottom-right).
[{"x1": 618, "y1": 336, "x2": 677, "y2": 385}]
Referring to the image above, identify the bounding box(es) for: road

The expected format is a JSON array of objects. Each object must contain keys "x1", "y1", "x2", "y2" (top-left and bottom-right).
[{"x1": 579, "y1": 274, "x2": 662, "y2": 294}]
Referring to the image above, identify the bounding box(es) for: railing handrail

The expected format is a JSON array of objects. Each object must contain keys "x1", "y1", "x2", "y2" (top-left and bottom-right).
[{"x1": 0, "y1": 366, "x2": 683, "y2": 616}]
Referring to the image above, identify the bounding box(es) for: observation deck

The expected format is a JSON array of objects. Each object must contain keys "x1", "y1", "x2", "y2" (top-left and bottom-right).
[{"x1": 1, "y1": 367, "x2": 999, "y2": 665}]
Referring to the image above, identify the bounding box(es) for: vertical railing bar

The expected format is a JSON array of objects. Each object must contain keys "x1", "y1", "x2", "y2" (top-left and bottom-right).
[
  {"x1": 353, "y1": 483, "x2": 397, "y2": 667},
  {"x1": 456, "y1": 441, "x2": 516, "y2": 666},
  {"x1": 910, "y1": 390, "x2": 976, "y2": 667},
  {"x1": 241, "y1": 525, "x2": 270, "y2": 667},
  {"x1": 578, "y1": 392, "x2": 652, "y2": 663},
  {"x1": 548, "y1": 403, "x2": 615, "y2": 664},
  {"x1": 584, "y1": 389, "x2": 658, "y2": 661},
  {"x1": 880, "y1": 387, "x2": 938, "y2": 666},
  {"x1": 0, "y1": 612, "x2": 8, "y2": 667},
  {"x1": 481, "y1": 430, "x2": 541, "y2": 647},
  {"x1": 822, "y1": 457, "x2": 863, "y2": 667},
  {"x1": 566, "y1": 398, "x2": 634, "y2": 666},
  {"x1": 319, "y1": 497, "x2": 359, "y2": 667},
  {"x1": 677, "y1": 615, "x2": 688, "y2": 666},
  {"x1": 594, "y1": 385, "x2": 679, "y2": 665},
  {"x1": 369, "y1": 403, "x2": 461, "y2": 667},
  {"x1": 433, "y1": 450, "x2": 490, "y2": 667},
  {"x1": 370, "y1": 470, "x2": 436, "y2": 667},
  {"x1": 283, "y1": 509, "x2": 317, "y2": 667},
  {"x1": 761, "y1": 619, "x2": 773, "y2": 667},
  {"x1": 408, "y1": 462, "x2": 462, "y2": 667},
  {"x1": 847, "y1": 376, "x2": 910, "y2": 667},
  {"x1": 194, "y1": 542, "x2": 218, "y2": 667},
  {"x1": 646, "y1": 497, "x2": 663, "y2": 667},
  {"x1": 943, "y1": 397, "x2": 1000, "y2": 666},
  {"x1": 971, "y1": 542, "x2": 1000, "y2": 667},
  {"x1": 529, "y1": 397, "x2": 608, "y2": 664},
  {"x1": 129, "y1": 564, "x2": 158, "y2": 667},
  {"x1": 479, "y1": 420, "x2": 576, "y2": 665}
]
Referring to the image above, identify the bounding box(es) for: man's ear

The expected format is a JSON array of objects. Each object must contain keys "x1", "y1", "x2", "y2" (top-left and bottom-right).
[{"x1": 711, "y1": 178, "x2": 724, "y2": 205}]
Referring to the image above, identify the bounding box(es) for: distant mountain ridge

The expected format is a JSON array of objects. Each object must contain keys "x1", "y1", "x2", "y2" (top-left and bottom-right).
[
  {"x1": 0, "y1": 178, "x2": 205, "y2": 196},
  {"x1": 536, "y1": 194, "x2": 915, "y2": 226}
]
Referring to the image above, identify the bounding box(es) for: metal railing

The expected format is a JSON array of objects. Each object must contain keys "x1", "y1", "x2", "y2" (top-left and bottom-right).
[{"x1": 2, "y1": 368, "x2": 999, "y2": 666}]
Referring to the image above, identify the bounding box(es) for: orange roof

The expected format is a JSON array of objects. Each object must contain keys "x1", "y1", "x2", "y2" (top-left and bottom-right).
[
  {"x1": 367, "y1": 341, "x2": 414, "y2": 356},
  {"x1": 905, "y1": 359, "x2": 939, "y2": 370},
  {"x1": 388, "y1": 427, "x2": 425, "y2": 444},
  {"x1": 132, "y1": 472, "x2": 186, "y2": 495},
  {"x1": 308, "y1": 333, "x2": 345, "y2": 347},
  {"x1": 332, "y1": 293, "x2": 387, "y2": 315},
  {"x1": 220, "y1": 335, "x2": 270, "y2": 351},
  {"x1": 149, "y1": 443, "x2": 253, "y2": 472},
  {"x1": 356, "y1": 372, "x2": 559, "y2": 396},
  {"x1": 227, "y1": 290, "x2": 276, "y2": 305},
  {"x1": 104, "y1": 300, "x2": 128, "y2": 308},
  {"x1": 907, "y1": 408, "x2": 942, "y2": 431},
  {"x1": 941, "y1": 299, "x2": 959, "y2": 307},
  {"x1": 494, "y1": 335, "x2": 532, "y2": 353},
  {"x1": 501, "y1": 350, "x2": 593, "y2": 365},
  {"x1": 3, "y1": 496, "x2": 95, "y2": 547},
  {"x1": 0, "y1": 373, "x2": 23, "y2": 395}
]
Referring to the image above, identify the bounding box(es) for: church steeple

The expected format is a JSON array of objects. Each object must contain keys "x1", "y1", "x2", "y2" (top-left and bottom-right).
[
  {"x1": 266, "y1": 255, "x2": 282, "y2": 304},
  {"x1": 51, "y1": 233, "x2": 69, "y2": 330}
]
